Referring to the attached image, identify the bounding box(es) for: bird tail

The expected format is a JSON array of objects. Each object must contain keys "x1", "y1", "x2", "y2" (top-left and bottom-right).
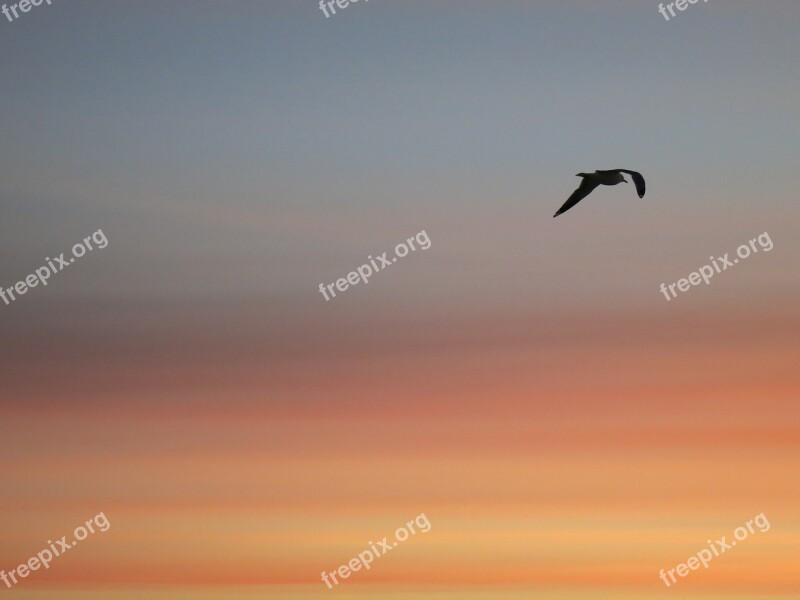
[{"x1": 576, "y1": 172, "x2": 590, "y2": 178}]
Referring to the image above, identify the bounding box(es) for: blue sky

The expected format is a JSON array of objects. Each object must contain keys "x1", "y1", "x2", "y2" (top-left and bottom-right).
[{"x1": 1, "y1": 0, "x2": 798, "y2": 311}]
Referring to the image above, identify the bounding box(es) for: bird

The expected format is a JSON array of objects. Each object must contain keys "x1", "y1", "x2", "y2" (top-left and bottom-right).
[{"x1": 553, "y1": 169, "x2": 646, "y2": 217}]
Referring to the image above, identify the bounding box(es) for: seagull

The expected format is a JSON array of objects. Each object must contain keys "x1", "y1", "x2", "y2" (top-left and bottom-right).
[{"x1": 553, "y1": 169, "x2": 646, "y2": 217}]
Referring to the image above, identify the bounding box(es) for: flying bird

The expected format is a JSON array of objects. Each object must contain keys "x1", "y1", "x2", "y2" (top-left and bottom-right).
[{"x1": 553, "y1": 169, "x2": 646, "y2": 217}]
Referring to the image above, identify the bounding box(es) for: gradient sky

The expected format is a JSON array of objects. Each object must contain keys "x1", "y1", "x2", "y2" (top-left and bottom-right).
[{"x1": 1, "y1": 1, "x2": 799, "y2": 599}]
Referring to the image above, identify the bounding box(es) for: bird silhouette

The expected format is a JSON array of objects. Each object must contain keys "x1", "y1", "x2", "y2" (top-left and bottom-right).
[{"x1": 554, "y1": 169, "x2": 646, "y2": 217}]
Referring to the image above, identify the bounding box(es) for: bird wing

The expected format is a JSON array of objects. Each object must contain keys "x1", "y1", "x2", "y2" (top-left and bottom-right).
[
  {"x1": 614, "y1": 169, "x2": 646, "y2": 198},
  {"x1": 553, "y1": 177, "x2": 599, "y2": 217}
]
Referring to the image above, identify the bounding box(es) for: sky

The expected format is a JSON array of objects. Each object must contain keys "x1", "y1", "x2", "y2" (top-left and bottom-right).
[{"x1": 1, "y1": 1, "x2": 799, "y2": 599}]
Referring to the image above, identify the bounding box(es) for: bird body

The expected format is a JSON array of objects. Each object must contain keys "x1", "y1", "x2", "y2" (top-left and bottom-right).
[
  {"x1": 579, "y1": 170, "x2": 626, "y2": 186},
  {"x1": 554, "y1": 169, "x2": 646, "y2": 217}
]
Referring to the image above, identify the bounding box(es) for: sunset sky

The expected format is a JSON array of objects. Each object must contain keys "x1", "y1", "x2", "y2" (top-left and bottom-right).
[{"x1": 1, "y1": 1, "x2": 799, "y2": 599}]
